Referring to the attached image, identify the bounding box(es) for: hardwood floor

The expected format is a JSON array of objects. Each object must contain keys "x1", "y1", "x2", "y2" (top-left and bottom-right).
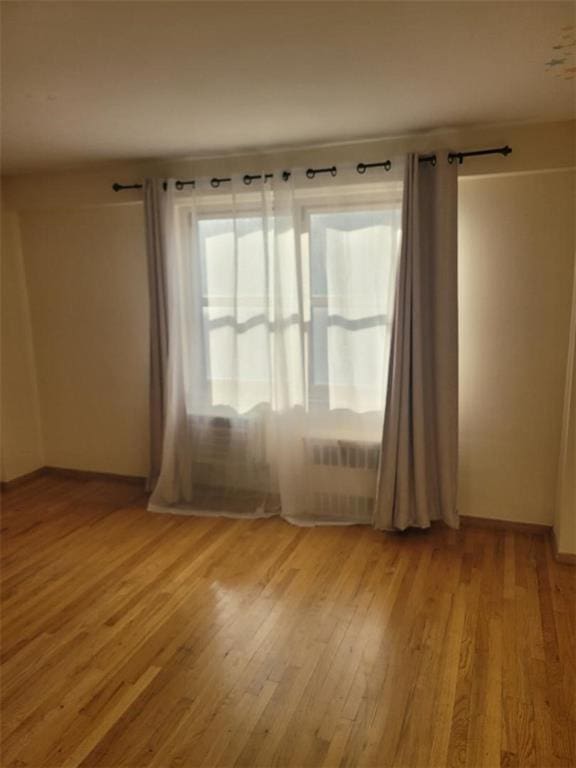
[{"x1": 1, "y1": 476, "x2": 574, "y2": 768}]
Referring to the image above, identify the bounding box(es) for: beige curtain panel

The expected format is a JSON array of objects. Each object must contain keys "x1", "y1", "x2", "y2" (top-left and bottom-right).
[
  {"x1": 144, "y1": 178, "x2": 170, "y2": 491},
  {"x1": 374, "y1": 152, "x2": 459, "y2": 530}
]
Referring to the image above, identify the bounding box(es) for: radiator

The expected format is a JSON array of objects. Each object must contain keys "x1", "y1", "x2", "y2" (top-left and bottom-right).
[
  {"x1": 186, "y1": 423, "x2": 380, "y2": 520},
  {"x1": 304, "y1": 437, "x2": 380, "y2": 522},
  {"x1": 187, "y1": 414, "x2": 270, "y2": 495},
  {"x1": 190, "y1": 415, "x2": 252, "y2": 464},
  {"x1": 307, "y1": 438, "x2": 380, "y2": 470}
]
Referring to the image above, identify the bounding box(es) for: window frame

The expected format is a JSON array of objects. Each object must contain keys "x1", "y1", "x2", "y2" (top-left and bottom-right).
[{"x1": 176, "y1": 183, "x2": 403, "y2": 414}]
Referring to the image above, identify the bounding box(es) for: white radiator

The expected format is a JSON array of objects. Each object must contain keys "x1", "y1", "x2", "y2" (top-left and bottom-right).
[
  {"x1": 304, "y1": 437, "x2": 380, "y2": 522},
  {"x1": 187, "y1": 414, "x2": 270, "y2": 492},
  {"x1": 307, "y1": 438, "x2": 380, "y2": 470},
  {"x1": 190, "y1": 415, "x2": 239, "y2": 463}
]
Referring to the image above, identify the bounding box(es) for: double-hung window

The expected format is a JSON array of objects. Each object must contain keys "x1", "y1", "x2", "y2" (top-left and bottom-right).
[{"x1": 182, "y1": 181, "x2": 402, "y2": 417}]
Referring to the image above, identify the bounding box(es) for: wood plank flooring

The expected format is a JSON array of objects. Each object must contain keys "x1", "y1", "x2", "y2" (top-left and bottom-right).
[{"x1": 1, "y1": 475, "x2": 574, "y2": 768}]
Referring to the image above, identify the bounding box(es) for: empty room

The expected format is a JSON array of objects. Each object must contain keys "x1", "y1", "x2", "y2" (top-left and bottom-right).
[{"x1": 1, "y1": 2, "x2": 575, "y2": 767}]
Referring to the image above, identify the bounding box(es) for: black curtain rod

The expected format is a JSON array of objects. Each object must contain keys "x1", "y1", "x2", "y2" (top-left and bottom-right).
[{"x1": 112, "y1": 144, "x2": 511, "y2": 191}]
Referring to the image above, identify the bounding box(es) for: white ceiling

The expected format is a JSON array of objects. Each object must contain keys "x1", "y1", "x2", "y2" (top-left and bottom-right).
[{"x1": 1, "y1": 1, "x2": 574, "y2": 175}]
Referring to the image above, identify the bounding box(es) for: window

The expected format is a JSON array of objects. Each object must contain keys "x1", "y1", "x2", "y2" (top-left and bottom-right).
[{"x1": 186, "y1": 187, "x2": 401, "y2": 416}]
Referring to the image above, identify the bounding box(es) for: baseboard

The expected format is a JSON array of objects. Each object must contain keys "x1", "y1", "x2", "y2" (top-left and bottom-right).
[
  {"x1": 1, "y1": 465, "x2": 146, "y2": 492},
  {"x1": 45, "y1": 466, "x2": 146, "y2": 486},
  {"x1": 551, "y1": 527, "x2": 576, "y2": 565},
  {"x1": 460, "y1": 514, "x2": 551, "y2": 535},
  {"x1": 0, "y1": 466, "x2": 48, "y2": 491}
]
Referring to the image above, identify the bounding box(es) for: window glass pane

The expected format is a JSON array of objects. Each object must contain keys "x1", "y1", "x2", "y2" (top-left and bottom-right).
[
  {"x1": 197, "y1": 216, "x2": 272, "y2": 413},
  {"x1": 311, "y1": 305, "x2": 328, "y2": 387},
  {"x1": 310, "y1": 209, "x2": 399, "y2": 304},
  {"x1": 202, "y1": 307, "x2": 271, "y2": 384},
  {"x1": 198, "y1": 217, "x2": 268, "y2": 299},
  {"x1": 309, "y1": 208, "x2": 401, "y2": 412}
]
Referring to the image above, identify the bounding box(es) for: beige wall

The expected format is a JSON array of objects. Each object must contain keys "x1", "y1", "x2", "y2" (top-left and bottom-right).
[
  {"x1": 555, "y1": 251, "x2": 576, "y2": 555},
  {"x1": 458, "y1": 169, "x2": 575, "y2": 525},
  {"x1": 1, "y1": 211, "x2": 44, "y2": 481},
  {"x1": 1, "y1": 120, "x2": 575, "y2": 526},
  {"x1": 19, "y1": 204, "x2": 149, "y2": 476}
]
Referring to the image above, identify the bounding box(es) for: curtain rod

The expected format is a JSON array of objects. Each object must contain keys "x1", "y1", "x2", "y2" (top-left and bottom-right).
[{"x1": 111, "y1": 144, "x2": 512, "y2": 192}]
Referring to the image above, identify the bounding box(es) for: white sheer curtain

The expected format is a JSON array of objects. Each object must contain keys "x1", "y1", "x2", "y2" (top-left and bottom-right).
[{"x1": 148, "y1": 162, "x2": 404, "y2": 525}]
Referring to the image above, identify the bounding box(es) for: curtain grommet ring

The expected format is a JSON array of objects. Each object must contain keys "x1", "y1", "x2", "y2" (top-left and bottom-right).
[
  {"x1": 357, "y1": 160, "x2": 391, "y2": 174},
  {"x1": 210, "y1": 178, "x2": 221, "y2": 188},
  {"x1": 306, "y1": 166, "x2": 337, "y2": 179},
  {"x1": 175, "y1": 180, "x2": 184, "y2": 190},
  {"x1": 243, "y1": 175, "x2": 252, "y2": 186}
]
